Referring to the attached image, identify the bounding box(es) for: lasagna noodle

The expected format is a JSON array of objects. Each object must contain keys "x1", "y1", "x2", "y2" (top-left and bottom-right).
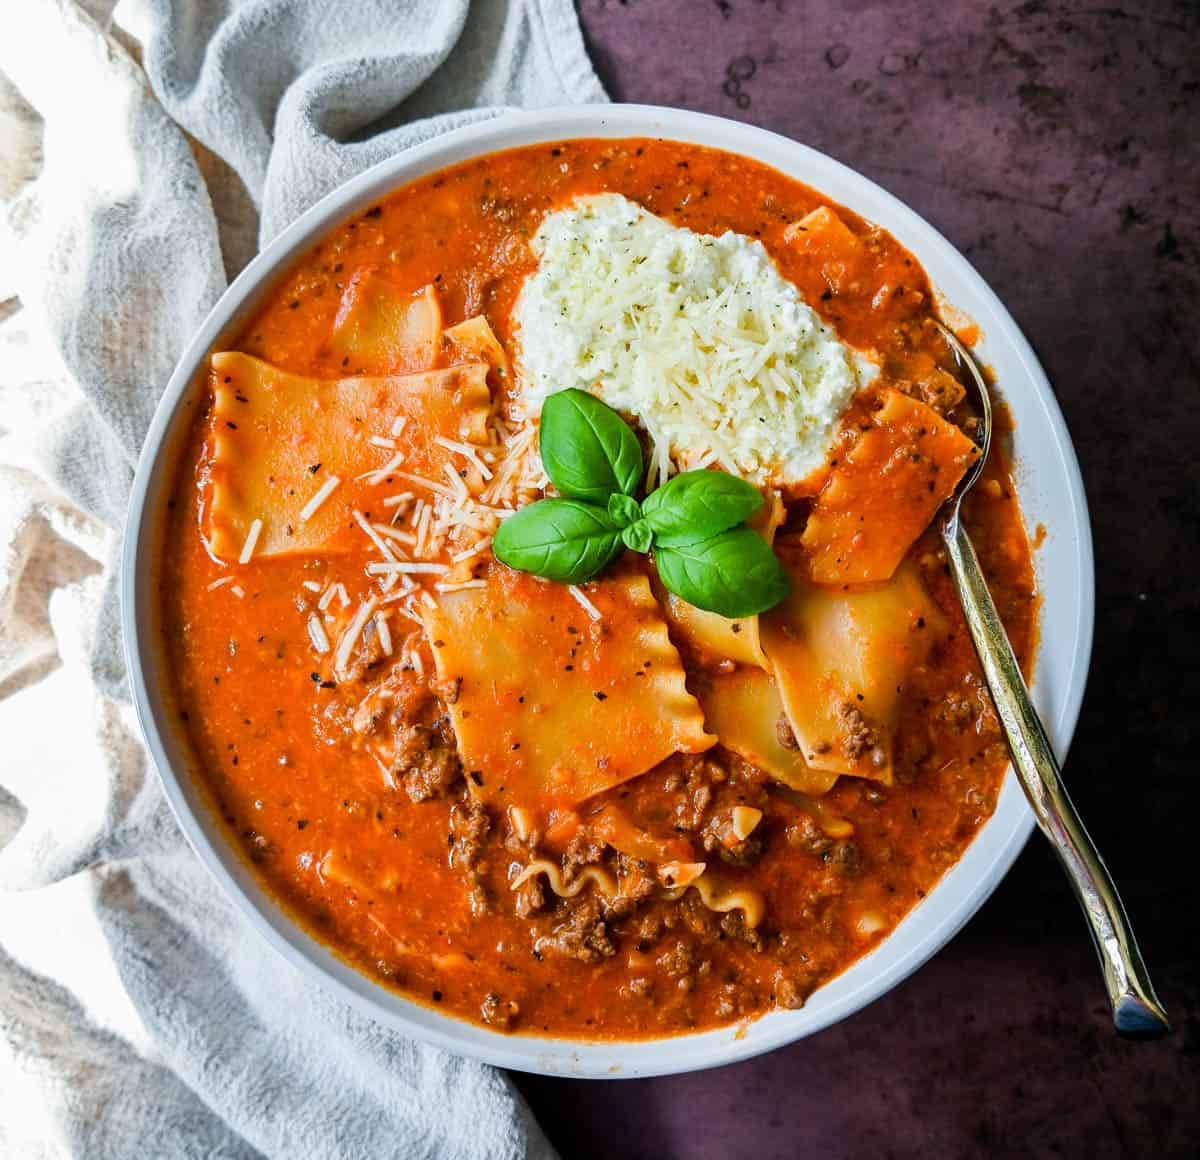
[
  {"x1": 659, "y1": 490, "x2": 785, "y2": 668},
  {"x1": 696, "y1": 667, "x2": 839, "y2": 796},
  {"x1": 761, "y1": 559, "x2": 946, "y2": 784},
  {"x1": 662, "y1": 871, "x2": 766, "y2": 928},
  {"x1": 329, "y1": 273, "x2": 442, "y2": 375},
  {"x1": 206, "y1": 352, "x2": 490, "y2": 560},
  {"x1": 800, "y1": 388, "x2": 980, "y2": 586},
  {"x1": 444, "y1": 315, "x2": 511, "y2": 383},
  {"x1": 421, "y1": 568, "x2": 715, "y2": 810},
  {"x1": 510, "y1": 860, "x2": 618, "y2": 900}
]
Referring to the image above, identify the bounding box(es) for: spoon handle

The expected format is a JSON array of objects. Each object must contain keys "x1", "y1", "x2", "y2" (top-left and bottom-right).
[{"x1": 941, "y1": 514, "x2": 1169, "y2": 1037}]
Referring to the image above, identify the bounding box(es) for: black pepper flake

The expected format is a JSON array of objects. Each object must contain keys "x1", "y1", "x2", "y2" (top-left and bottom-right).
[
  {"x1": 564, "y1": 664, "x2": 574, "y2": 671},
  {"x1": 225, "y1": 420, "x2": 238, "y2": 429},
  {"x1": 432, "y1": 990, "x2": 443, "y2": 1002},
  {"x1": 364, "y1": 206, "x2": 382, "y2": 219},
  {"x1": 297, "y1": 820, "x2": 308, "y2": 830},
  {"x1": 320, "y1": 679, "x2": 336, "y2": 690},
  {"x1": 469, "y1": 770, "x2": 484, "y2": 786},
  {"x1": 288, "y1": 300, "x2": 300, "y2": 310},
  {"x1": 593, "y1": 691, "x2": 608, "y2": 701},
  {"x1": 308, "y1": 463, "x2": 321, "y2": 474}
]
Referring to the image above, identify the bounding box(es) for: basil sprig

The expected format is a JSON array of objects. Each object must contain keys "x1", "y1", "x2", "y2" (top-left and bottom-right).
[
  {"x1": 492, "y1": 389, "x2": 790, "y2": 617},
  {"x1": 538, "y1": 389, "x2": 643, "y2": 503}
]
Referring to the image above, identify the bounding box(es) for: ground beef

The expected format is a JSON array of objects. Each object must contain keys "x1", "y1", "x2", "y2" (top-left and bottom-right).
[
  {"x1": 700, "y1": 828, "x2": 763, "y2": 867},
  {"x1": 825, "y1": 839, "x2": 862, "y2": 874},
  {"x1": 513, "y1": 874, "x2": 545, "y2": 919},
  {"x1": 398, "y1": 719, "x2": 462, "y2": 802},
  {"x1": 775, "y1": 714, "x2": 800, "y2": 751},
  {"x1": 448, "y1": 799, "x2": 490, "y2": 870},
  {"x1": 560, "y1": 825, "x2": 605, "y2": 883},
  {"x1": 719, "y1": 909, "x2": 764, "y2": 950},
  {"x1": 785, "y1": 815, "x2": 834, "y2": 858},
  {"x1": 605, "y1": 854, "x2": 658, "y2": 921},
  {"x1": 937, "y1": 691, "x2": 981, "y2": 732},
  {"x1": 838, "y1": 702, "x2": 880, "y2": 762},
  {"x1": 894, "y1": 364, "x2": 966, "y2": 414},
  {"x1": 671, "y1": 756, "x2": 720, "y2": 832},
  {"x1": 656, "y1": 938, "x2": 695, "y2": 978},
  {"x1": 619, "y1": 977, "x2": 653, "y2": 1000},
  {"x1": 715, "y1": 981, "x2": 752, "y2": 1020},
  {"x1": 480, "y1": 992, "x2": 519, "y2": 1029},
  {"x1": 539, "y1": 894, "x2": 615, "y2": 963},
  {"x1": 677, "y1": 892, "x2": 719, "y2": 939},
  {"x1": 774, "y1": 969, "x2": 817, "y2": 1010},
  {"x1": 629, "y1": 909, "x2": 664, "y2": 948},
  {"x1": 448, "y1": 799, "x2": 491, "y2": 915}
]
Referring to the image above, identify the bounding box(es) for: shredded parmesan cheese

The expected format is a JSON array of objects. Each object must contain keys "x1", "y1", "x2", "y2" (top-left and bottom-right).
[
  {"x1": 207, "y1": 576, "x2": 233, "y2": 591},
  {"x1": 352, "y1": 509, "x2": 397, "y2": 561},
  {"x1": 371, "y1": 522, "x2": 417, "y2": 547},
  {"x1": 567, "y1": 585, "x2": 602, "y2": 621},
  {"x1": 238, "y1": 519, "x2": 263, "y2": 564},
  {"x1": 307, "y1": 614, "x2": 331, "y2": 654},
  {"x1": 366, "y1": 561, "x2": 449, "y2": 575},
  {"x1": 299, "y1": 475, "x2": 341, "y2": 522},
  {"x1": 369, "y1": 435, "x2": 397, "y2": 449},
  {"x1": 334, "y1": 597, "x2": 379, "y2": 677},
  {"x1": 357, "y1": 452, "x2": 404, "y2": 484},
  {"x1": 451, "y1": 537, "x2": 492, "y2": 563},
  {"x1": 373, "y1": 612, "x2": 393, "y2": 656},
  {"x1": 433, "y1": 435, "x2": 493, "y2": 480}
]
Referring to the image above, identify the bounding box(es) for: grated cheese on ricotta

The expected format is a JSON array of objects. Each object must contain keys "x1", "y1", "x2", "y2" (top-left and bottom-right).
[{"x1": 514, "y1": 193, "x2": 867, "y2": 486}]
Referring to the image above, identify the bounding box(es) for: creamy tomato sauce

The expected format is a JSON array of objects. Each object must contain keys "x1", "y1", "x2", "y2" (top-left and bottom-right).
[{"x1": 159, "y1": 139, "x2": 1038, "y2": 1038}]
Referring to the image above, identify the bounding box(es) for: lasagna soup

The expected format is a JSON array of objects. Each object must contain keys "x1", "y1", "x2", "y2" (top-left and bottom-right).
[{"x1": 160, "y1": 139, "x2": 1037, "y2": 1037}]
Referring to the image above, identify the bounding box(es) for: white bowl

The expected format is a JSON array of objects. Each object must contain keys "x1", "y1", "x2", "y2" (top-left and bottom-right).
[{"x1": 122, "y1": 104, "x2": 1094, "y2": 1078}]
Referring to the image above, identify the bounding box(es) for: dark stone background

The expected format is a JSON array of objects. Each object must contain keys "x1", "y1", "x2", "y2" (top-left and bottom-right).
[{"x1": 516, "y1": 2, "x2": 1200, "y2": 1156}]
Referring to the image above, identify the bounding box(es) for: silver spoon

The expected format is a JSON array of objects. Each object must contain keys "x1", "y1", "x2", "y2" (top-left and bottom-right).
[{"x1": 934, "y1": 320, "x2": 1169, "y2": 1038}]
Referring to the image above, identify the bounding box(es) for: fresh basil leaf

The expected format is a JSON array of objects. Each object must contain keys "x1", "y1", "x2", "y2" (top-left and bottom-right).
[
  {"x1": 654, "y1": 527, "x2": 790, "y2": 618},
  {"x1": 493, "y1": 499, "x2": 624, "y2": 583},
  {"x1": 621, "y1": 519, "x2": 654, "y2": 555},
  {"x1": 641, "y1": 470, "x2": 764, "y2": 547},
  {"x1": 607, "y1": 492, "x2": 641, "y2": 528},
  {"x1": 540, "y1": 389, "x2": 643, "y2": 503}
]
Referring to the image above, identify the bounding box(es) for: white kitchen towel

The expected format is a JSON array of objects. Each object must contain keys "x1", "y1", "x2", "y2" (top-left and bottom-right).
[{"x1": 0, "y1": 1, "x2": 604, "y2": 1155}]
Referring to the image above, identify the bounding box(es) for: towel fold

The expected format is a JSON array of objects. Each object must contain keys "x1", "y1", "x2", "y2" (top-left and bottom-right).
[{"x1": 0, "y1": 2, "x2": 604, "y2": 1154}]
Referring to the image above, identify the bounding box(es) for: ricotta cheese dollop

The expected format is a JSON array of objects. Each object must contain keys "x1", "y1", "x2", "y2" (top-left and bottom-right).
[{"x1": 514, "y1": 193, "x2": 865, "y2": 487}]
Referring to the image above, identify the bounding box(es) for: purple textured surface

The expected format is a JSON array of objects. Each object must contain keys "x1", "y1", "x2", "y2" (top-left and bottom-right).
[{"x1": 515, "y1": 3, "x2": 1200, "y2": 1157}]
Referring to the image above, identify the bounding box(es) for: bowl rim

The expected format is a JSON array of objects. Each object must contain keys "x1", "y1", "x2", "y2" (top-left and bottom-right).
[{"x1": 122, "y1": 102, "x2": 1094, "y2": 1079}]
